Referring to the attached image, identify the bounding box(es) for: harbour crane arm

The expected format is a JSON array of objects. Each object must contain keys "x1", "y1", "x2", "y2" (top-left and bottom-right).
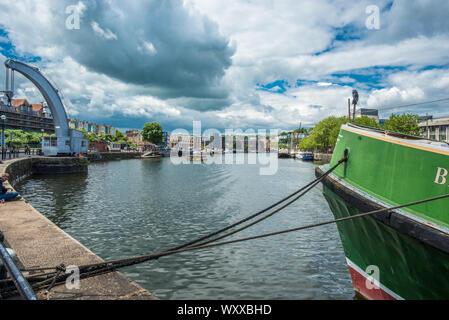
[{"x1": 4, "y1": 59, "x2": 69, "y2": 138}]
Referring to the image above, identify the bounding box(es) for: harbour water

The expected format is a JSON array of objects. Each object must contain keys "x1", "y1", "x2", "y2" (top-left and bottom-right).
[{"x1": 15, "y1": 156, "x2": 353, "y2": 299}]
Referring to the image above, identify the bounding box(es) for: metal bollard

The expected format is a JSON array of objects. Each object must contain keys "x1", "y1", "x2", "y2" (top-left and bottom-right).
[
  {"x1": 0, "y1": 241, "x2": 36, "y2": 299},
  {"x1": 0, "y1": 248, "x2": 16, "y2": 281},
  {"x1": 0, "y1": 233, "x2": 10, "y2": 281}
]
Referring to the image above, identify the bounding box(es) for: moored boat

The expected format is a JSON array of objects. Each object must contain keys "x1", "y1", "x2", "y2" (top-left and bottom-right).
[
  {"x1": 189, "y1": 150, "x2": 208, "y2": 162},
  {"x1": 316, "y1": 123, "x2": 449, "y2": 300},
  {"x1": 296, "y1": 151, "x2": 314, "y2": 161},
  {"x1": 142, "y1": 151, "x2": 162, "y2": 158}
]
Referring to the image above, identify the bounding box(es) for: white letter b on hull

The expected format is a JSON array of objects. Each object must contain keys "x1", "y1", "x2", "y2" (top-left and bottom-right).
[{"x1": 434, "y1": 167, "x2": 448, "y2": 185}]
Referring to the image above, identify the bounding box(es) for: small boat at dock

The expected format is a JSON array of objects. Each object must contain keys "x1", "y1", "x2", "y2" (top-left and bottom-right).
[
  {"x1": 142, "y1": 151, "x2": 162, "y2": 158},
  {"x1": 296, "y1": 151, "x2": 314, "y2": 161}
]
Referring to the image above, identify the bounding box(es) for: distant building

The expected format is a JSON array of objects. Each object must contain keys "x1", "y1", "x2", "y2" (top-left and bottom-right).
[
  {"x1": 162, "y1": 131, "x2": 169, "y2": 146},
  {"x1": 68, "y1": 118, "x2": 118, "y2": 137},
  {"x1": 278, "y1": 132, "x2": 309, "y2": 150},
  {"x1": 356, "y1": 108, "x2": 379, "y2": 122},
  {"x1": 0, "y1": 98, "x2": 54, "y2": 133},
  {"x1": 169, "y1": 132, "x2": 273, "y2": 152},
  {"x1": 88, "y1": 141, "x2": 109, "y2": 153},
  {"x1": 108, "y1": 125, "x2": 116, "y2": 136},
  {"x1": 126, "y1": 129, "x2": 142, "y2": 144},
  {"x1": 418, "y1": 117, "x2": 449, "y2": 142},
  {"x1": 139, "y1": 141, "x2": 155, "y2": 152}
]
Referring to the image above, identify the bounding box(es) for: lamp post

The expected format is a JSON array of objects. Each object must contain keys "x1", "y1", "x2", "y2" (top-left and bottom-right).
[
  {"x1": 1, "y1": 115, "x2": 5, "y2": 160},
  {"x1": 352, "y1": 89, "x2": 359, "y2": 124},
  {"x1": 40, "y1": 129, "x2": 44, "y2": 155}
]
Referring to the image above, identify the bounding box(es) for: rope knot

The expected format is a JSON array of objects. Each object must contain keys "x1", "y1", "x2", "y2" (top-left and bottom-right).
[{"x1": 56, "y1": 264, "x2": 66, "y2": 273}]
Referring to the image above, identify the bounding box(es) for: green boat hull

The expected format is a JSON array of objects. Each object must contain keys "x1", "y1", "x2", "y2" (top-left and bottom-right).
[{"x1": 318, "y1": 124, "x2": 449, "y2": 300}]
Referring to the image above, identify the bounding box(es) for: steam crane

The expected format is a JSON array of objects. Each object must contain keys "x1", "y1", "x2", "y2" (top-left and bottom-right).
[{"x1": 3, "y1": 59, "x2": 87, "y2": 156}]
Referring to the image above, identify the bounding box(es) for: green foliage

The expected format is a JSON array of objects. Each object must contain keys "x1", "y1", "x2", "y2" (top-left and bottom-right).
[
  {"x1": 311, "y1": 116, "x2": 348, "y2": 149},
  {"x1": 142, "y1": 122, "x2": 163, "y2": 144},
  {"x1": 297, "y1": 116, "x2": 382, "y2": 151},
  {"x1": 115, "y1": 130, "x2": 126, "y2": 141},
  {"x1": 383, "y1": 113, "x2": 421, "y2": 135},
  {"x1": 278, "y1": 143, "x2": 287, "y2": 149},
  {"x1": 1, "y1": 129, "x2": 52, "y2": 147},
  {"x1": 354, "y1": 116, "x2": 380, "y2": 128},
  {"x1": 78, "y1": 129, "x2": 129, "y2": 144},
  {"x1": 298, "y1": 135, "x2": 315, "y2": 150},
  {"x1": 293, "y1": 128, "x2": 308, "y2": 134}
]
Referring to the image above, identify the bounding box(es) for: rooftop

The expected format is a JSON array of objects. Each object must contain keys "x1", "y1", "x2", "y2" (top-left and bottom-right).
[
  {"x1": 11, "y1": 98, "x2": 28, "y2": 107},
  {"x1": 418, "y1": 117, "x2": 449, "y2": 127}
]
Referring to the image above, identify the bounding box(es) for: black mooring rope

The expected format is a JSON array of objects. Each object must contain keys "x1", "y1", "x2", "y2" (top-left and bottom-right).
[{"x1": 3, "y1": 191, "x2": 448, "y2": 298}]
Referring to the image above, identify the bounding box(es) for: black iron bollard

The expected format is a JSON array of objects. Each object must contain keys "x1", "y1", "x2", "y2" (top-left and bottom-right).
[{"x1": 0, "y1": 232, "x2": 5, "y2": 281}]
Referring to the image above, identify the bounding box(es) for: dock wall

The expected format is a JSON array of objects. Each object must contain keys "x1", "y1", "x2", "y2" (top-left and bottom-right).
[
  {"x1": 87, "y1": 152, "x2": 142, "y2": 162},
  {"x1": 313, "y1": 152, "x2": 333, "y2": 163}
]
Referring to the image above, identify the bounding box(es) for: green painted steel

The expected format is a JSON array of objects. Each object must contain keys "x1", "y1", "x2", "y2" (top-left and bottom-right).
[
  {"x1": 329, "y1": 126, "x2": 449, "y2": 229},
  {"x1": 324, "y1": 185, "x2": 449, "y2": 299}
]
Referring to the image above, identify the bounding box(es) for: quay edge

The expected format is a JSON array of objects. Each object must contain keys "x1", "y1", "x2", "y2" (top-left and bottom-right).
[{"x1": 0, "y1": 157, "x2": 158, "y2": 300}]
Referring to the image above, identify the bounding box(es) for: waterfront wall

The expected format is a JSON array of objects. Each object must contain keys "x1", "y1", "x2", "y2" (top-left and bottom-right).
[
  {"x1": 5, "y1": 156, "x2": 88, "y2": 185},
  {"x1": 313, "y1": 152, "x2": 333, "y2": 163},
  {"x1": 87, "y1": 152, "x2": 142, "y2": 162}
]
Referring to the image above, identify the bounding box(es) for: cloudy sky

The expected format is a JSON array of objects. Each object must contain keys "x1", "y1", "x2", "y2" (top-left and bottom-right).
[{"x1": 0, "y1": 0, "x2": 448, "y2": 133}]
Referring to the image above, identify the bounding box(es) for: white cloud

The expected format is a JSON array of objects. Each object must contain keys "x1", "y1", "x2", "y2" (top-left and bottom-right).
[
  {"x1": 1, "y1": 0, "x2": 448, "y2": 131},
  {"x1": 137, "y1": 41, "x2": 157, "y2": 56},
  {"x1": 91, "y1": 21, "x2": 118, "y2": 40}
]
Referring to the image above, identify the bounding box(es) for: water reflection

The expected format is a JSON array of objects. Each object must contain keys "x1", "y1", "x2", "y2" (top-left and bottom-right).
[
  {"x1": 16, "y1": 157, "x2": 354, "y2": 300},
  {"x1": 20, "y1": 173, "x2": 87, "y2": 227}
]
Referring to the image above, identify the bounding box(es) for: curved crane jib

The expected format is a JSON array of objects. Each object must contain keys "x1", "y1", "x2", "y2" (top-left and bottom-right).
[
  {"x1": 3, "y1": 59, "x2": 87, "y2": 156},
  {"x1": 4, "y1": 59, "x2": 69, "y2": 138}
]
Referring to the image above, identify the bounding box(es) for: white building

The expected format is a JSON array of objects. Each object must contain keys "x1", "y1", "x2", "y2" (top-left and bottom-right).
[{"x1": 418, "y1": 117, "x2": 449, "y2": 142}]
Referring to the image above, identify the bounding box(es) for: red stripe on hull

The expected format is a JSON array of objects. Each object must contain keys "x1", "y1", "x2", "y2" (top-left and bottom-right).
[{"x1": 347, "y1": 265, "x2": 397, "y2": 300}]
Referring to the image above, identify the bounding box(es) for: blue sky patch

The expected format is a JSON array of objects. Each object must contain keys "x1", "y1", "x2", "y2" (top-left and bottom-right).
[
  {"x1": 0, "y1": 26, "x2": 41, "y2": 63},
  {"x1": 256, "y1": 80, "x2": 290, "y2": 93}
]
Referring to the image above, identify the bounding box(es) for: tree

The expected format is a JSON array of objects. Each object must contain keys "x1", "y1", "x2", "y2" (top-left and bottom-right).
[
  {"x1": 142, "y1": 122, "x2": 163, "y2": 144},
  {"x1": 312, "y1": 116, "x2": 347, "y2": 150},
  {"x1": 114, "y1": 130, "x2": 125, "y2": 141},
  {"x1": 297, "y1": 116, "x2": 384, "y2": 151},
  {"x1": 298, "y1": 135, "x2": 315, "y2": 150},
  {"x1": 383, "y1": 113, "x2": 421, "y2": 136},
  {"x1": 354, "y1": 116, "x2": 380, "y2": 128},
  {"x1": 294, "y1": 128, "x2": 308, "y2": 134}
]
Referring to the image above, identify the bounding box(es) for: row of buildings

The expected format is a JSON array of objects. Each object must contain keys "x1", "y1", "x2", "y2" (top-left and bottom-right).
[
  {"x1": 167, "y1": 133, "x2": 275, "y2": 152},
  {"x1": 0, "y1": 98, "x2": 54, "y2": 133},
  {"x1": 68, "y1": 118, "x2": 117, "y2": 137},
  {"x1": 0, "y1": 98, "x2": 122, "y2": 139}
]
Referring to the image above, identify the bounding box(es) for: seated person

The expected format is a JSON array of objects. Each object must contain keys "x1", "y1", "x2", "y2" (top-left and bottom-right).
[{"x1": 0, "y1": 173, "x2": 19, "y2": 201}]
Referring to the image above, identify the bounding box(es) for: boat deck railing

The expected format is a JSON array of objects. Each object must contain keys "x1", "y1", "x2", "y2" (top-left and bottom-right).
[{"x1": 347, "y1": 123, "x2": 449, "y2": 147}]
